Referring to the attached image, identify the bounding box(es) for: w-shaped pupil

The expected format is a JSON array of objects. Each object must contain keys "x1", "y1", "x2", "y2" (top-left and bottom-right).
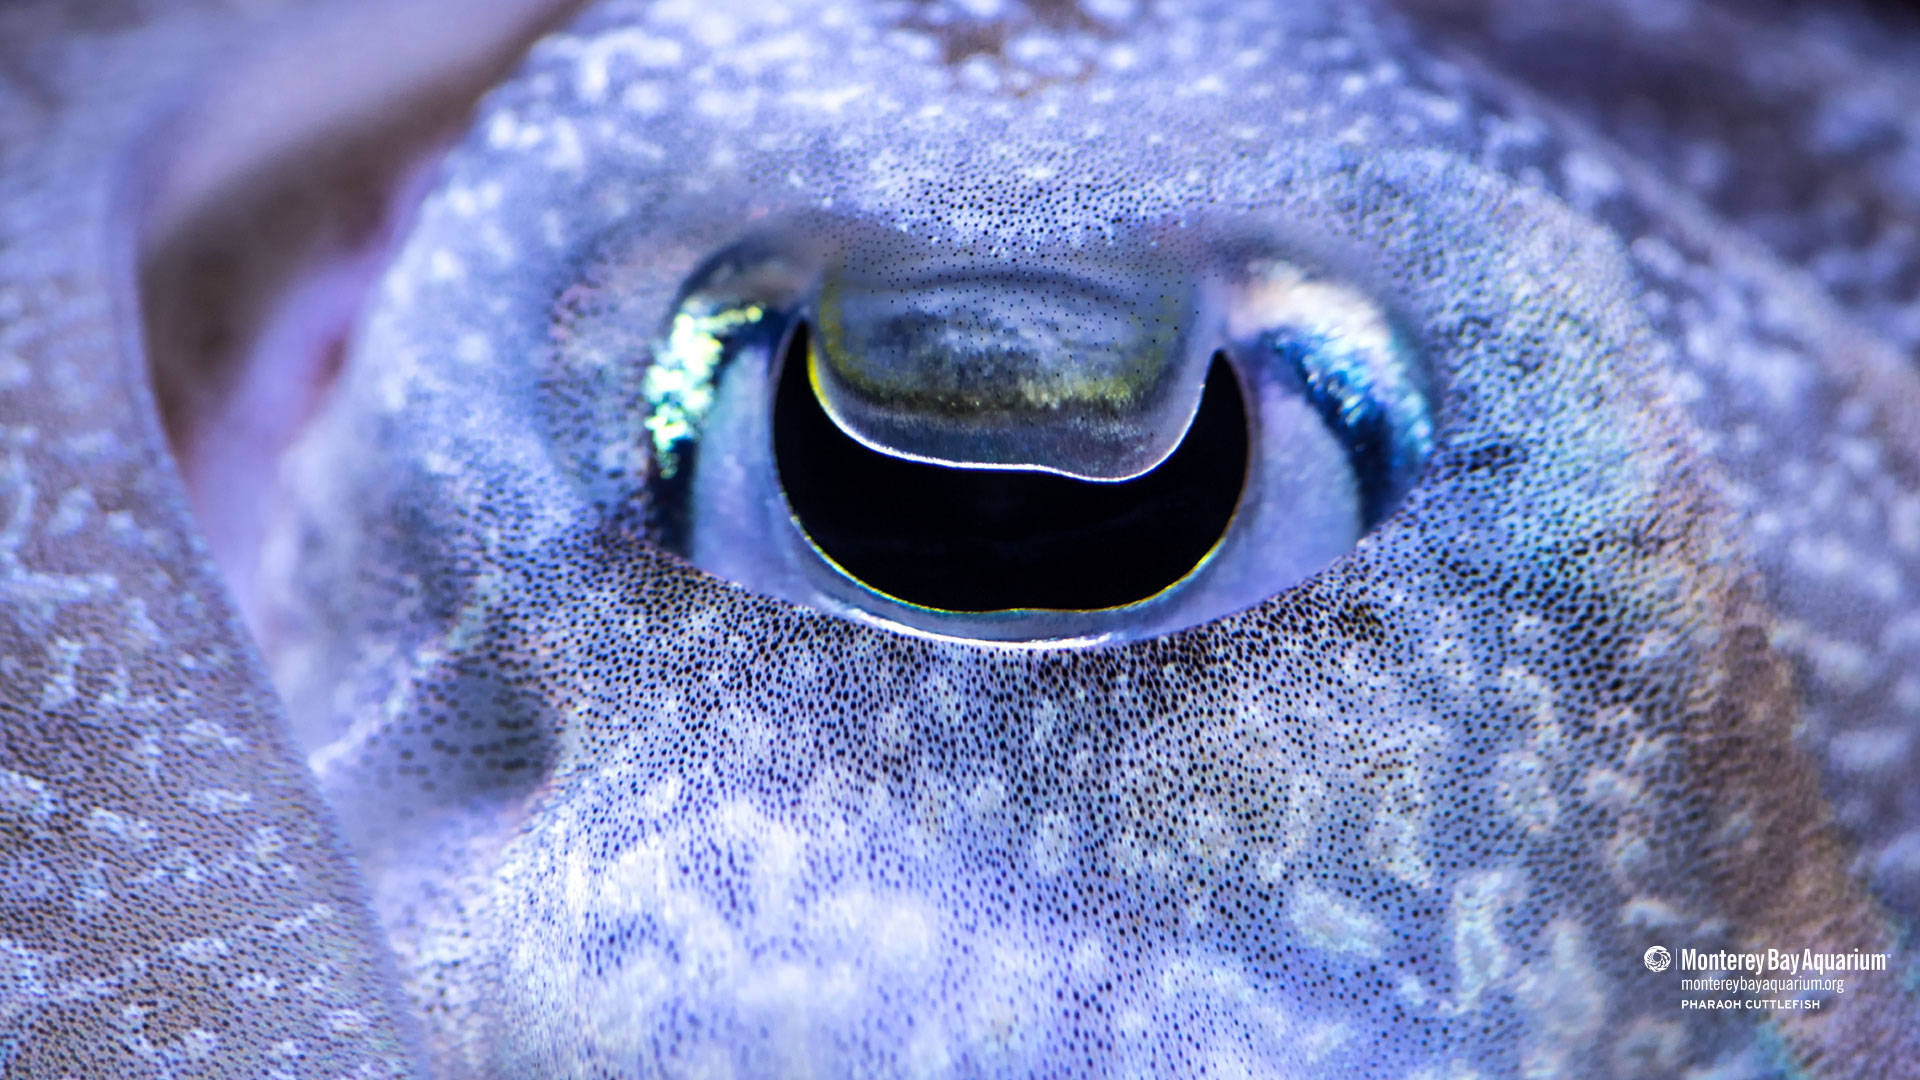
[{"x1": 774, "y1": 325, "x2": 1249, "y2": 612}]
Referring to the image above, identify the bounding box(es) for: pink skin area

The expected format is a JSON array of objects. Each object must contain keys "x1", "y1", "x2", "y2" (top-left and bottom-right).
[{"x1": 179, "y1": 160, "x2": 437, "y2": 635}]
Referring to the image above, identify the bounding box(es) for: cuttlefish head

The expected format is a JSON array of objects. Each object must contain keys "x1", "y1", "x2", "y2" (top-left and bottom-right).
[{"x1": 147, "y1": 0, "x2": 1917, "y2": 1075}]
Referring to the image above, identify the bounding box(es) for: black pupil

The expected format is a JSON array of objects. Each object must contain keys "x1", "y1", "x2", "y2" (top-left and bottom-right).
[{"x1": 773, "y1": 325, "x2": 1249, "y2": 612}]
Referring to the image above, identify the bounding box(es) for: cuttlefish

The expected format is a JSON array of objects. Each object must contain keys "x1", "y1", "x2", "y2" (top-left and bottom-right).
[{"x1": 5, "y1": 0, "x2": 1920, "y2": 1076}]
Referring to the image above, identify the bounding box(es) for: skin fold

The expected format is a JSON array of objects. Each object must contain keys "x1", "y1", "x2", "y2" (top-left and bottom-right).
[{"x1": 2, "y1": 1, "x2": 1919, "y2": 1077}]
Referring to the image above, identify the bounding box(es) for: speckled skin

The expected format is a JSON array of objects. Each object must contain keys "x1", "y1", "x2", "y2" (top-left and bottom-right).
[
  {"x1": 4, "y1": 1, "x2": 1920, "y2": 1078},
  {"x1": 0, "y1": 3, "x2": 425, "y2": 1077}
]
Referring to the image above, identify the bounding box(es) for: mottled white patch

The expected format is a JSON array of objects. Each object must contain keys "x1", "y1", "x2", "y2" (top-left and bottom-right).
[
  {"x1": 1289, "y1": 885, "x2": 1386, "y2": 959},
  {"x1": 1450, "y1": 871, "x2": 1515, "y2": 1011},
  {"x1": 0, "y1": 765, "x2": 56, "y2": 821}
]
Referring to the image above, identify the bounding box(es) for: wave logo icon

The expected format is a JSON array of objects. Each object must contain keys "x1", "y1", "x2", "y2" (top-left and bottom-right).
[{"x1": 1644, "y1": 946, "x2": 1671, "y2": 972}]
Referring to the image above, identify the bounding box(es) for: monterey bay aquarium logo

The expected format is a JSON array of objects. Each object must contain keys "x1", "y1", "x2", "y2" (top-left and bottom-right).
[
  {"x1": 1644, "y1": 944, "x2": 1893, "y2": 1013},
  {"x1": 1664, "y1": 946, "x2": 1890, "y2": 975}
]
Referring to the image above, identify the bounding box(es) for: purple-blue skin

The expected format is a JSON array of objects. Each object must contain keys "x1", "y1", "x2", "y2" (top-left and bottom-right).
[{"x1": 4, "y1": 1, "x2": 1920, "y2": 1076}]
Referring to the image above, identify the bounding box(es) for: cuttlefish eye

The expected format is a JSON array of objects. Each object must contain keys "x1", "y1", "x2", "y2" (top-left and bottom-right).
[{"x1": 643, "y1": 221, "x2": 1434, "y2": 645}]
